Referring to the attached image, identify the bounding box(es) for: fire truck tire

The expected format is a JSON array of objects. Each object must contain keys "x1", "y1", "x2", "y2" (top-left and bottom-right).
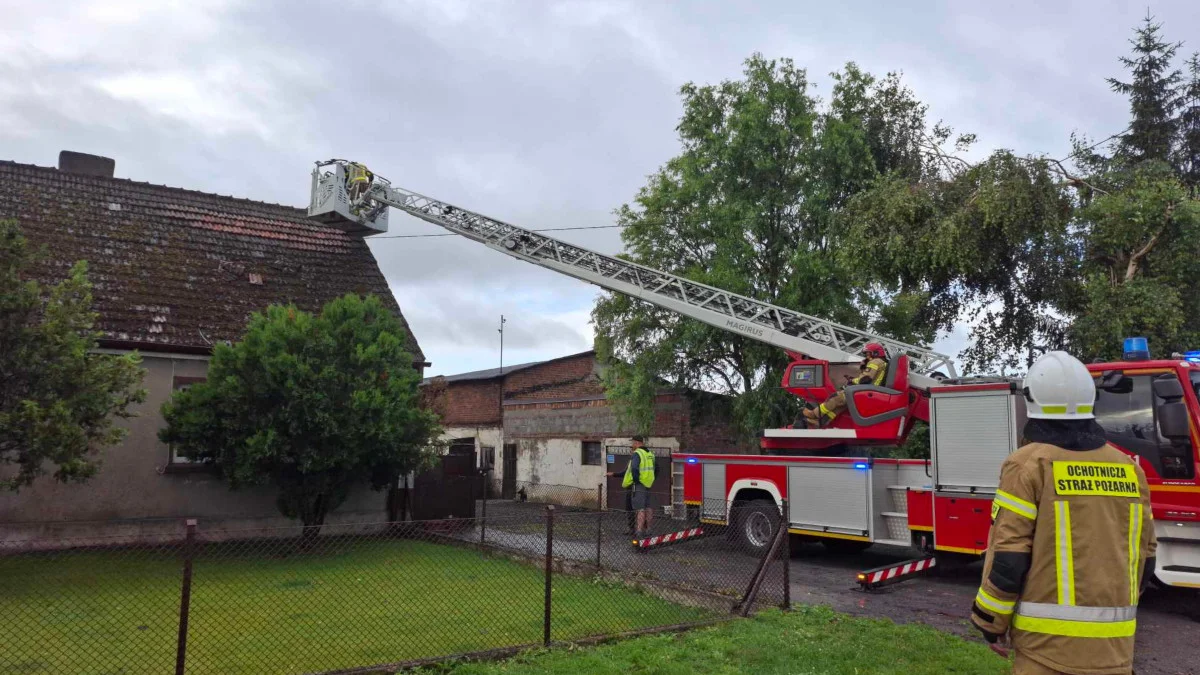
[
  {"x1": 820, "y1": 538, "x2": 872, "y2": 554},
  {"x1": 733, "y1": 500, "x2": 779, "y2": 553}
]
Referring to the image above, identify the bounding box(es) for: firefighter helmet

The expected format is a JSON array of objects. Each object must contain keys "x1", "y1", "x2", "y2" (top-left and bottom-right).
[
  {"x1": 864, "y1": 343, "x2": 887, "y2": 359},
  {"x1": 1023, "y1": 351, "x2": 1096, "y2": 420}
]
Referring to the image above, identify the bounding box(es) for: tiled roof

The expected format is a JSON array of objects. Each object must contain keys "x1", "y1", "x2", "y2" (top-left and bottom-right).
[{"x1": 0, "y1": 160, "x2": 424, "y2": 361}]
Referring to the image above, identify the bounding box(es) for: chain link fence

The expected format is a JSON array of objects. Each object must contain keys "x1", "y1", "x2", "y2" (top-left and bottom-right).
[{"x1": 0, "y1": 500, "x2": 789, "y2": 675}]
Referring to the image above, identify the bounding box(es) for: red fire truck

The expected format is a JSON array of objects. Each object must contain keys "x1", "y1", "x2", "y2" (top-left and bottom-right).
[
  {"x1": 675, "y1": 360, "x2": 1200, "y2": 590},
  {"x1": 308, "y1": 160, "x2": 1200, "y2": 590}
]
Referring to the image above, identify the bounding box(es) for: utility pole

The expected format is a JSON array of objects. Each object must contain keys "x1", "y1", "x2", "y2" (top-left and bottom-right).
[{"x1": 496, "y1": 315, "x2": 506, "y2": 498}]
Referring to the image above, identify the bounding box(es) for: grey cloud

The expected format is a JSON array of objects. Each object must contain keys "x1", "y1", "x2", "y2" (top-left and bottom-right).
[
  {"x1": 399, "y1": 286, "x2": 594, "y2": 351},
  {"x1": 6, "y1": 0, "x2": 1198, "y2": 376}
]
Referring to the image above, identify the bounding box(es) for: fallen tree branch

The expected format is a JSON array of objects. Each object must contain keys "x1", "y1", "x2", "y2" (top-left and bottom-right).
[{"x1": 1047, "y1": 158, "x2": 1109, "y2": 196}]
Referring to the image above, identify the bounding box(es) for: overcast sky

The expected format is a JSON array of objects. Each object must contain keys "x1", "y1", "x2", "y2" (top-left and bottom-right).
[{"x1": 3, "y1": 0, "x2": 1198, "y2": 376}]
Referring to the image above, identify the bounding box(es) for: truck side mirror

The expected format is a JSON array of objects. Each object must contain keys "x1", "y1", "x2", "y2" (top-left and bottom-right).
[
  {"x1": 1152, "y1": 376, "x2": 1184, "y2": 401},
  {"x1": 1158, "y1": 401, "x2": 1190, "y2": 439},
  {"x1": 1098, "y1": 371, "x2": 1132, "y2": 394}
]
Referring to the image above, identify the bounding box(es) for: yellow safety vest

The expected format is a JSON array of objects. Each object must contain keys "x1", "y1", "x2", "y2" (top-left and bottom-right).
[
  {"x1": 347, "y1": 163, "x2": 371, "y2": 184},
  {"x1": 622, "y1": 448, "x2": 655, "y2": 489}
]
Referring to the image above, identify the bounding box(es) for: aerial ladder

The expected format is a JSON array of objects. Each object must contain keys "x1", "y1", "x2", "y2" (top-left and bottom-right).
[
  {"x1": 308, "y1": 161, "x2": 1200, "y2": 586},
  {"x1": 308, "y1": 160, "x2": 957, "y2": 453}
]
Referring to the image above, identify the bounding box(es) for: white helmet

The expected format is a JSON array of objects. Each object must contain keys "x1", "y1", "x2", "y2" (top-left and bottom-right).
[{"x1": 1023, "y1": 351, "x2": 1096, "y2": 420}]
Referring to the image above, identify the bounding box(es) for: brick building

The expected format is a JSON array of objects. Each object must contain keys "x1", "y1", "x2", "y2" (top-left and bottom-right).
[
  {"x1": 421, "y1": 350, "x2": 745, "y2": 503},
  {"x1": 0, "y1": 152, "x2": 425, "y2": 543}
]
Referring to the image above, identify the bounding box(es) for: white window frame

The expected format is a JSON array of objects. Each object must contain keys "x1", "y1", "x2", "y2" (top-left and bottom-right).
[{"x1": 167, "y1": 376, "x2": 206, "y2": 466}]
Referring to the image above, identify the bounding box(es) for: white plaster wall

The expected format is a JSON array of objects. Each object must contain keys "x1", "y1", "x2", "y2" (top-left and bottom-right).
[
  {"x1": 514, "y1": 439, "x2": 606, "y2": 491},
  {"x1": 439, "y1": 426, "x2": 503, "y2": 468},
  {"x1": 514, "y1": 436, "x2": 680, "y2": 492}
]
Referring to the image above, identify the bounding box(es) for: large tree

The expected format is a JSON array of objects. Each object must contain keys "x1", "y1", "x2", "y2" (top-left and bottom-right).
[
  {"x1": 160, "y1": 294, "x2": 440, "y2": 538},
  {"x1": 843, "y1": 149, "x2": 1078, "y2": 372},
  {"x1": 594, "y1": 56, "x2": 940, "y2": 439},
  {"x1": 846, "y1": 17, "x2": 1200, "y2": 372},
  {"x1": 1, "y1": 219, "x2": 146, "y2": 490}
]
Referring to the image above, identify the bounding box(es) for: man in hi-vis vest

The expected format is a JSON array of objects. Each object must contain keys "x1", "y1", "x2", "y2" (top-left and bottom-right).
[
  {"x1": 971, "y1": 351, "x2": 1156, "y2": 675},
  {"x1": 610, "y1": 436, "x2": 655, "y2": 539}
]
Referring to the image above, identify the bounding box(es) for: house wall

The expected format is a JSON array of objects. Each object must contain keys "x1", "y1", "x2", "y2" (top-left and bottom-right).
[
  {"x1": 439, "y1": 426, "x2": 503, "y2": 468},
  {"x1": 0, "y1": 352, "x2": 388, "y2": 546},
  {"x1": 437, "y1": 380, "x2": 502, "y2": 427},
  {"x1": 513, "y1": 439, "x2": 605, "y2": 491},
  {"x1": 503, "y1": 355, "x2": 598, "y2": 400},
  {"x1": 430, "y1": 352, "x2": 745, "y2": 495}
]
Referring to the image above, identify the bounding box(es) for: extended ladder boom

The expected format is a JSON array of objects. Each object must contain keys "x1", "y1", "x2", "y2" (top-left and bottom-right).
[{"x1": 309, "y1": 161, "x2": 956, "y2": 386}]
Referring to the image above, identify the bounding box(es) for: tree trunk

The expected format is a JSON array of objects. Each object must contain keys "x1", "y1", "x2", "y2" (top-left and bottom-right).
[{"x1": 298, "y1": 492, "x2": 329, "y2": 551}]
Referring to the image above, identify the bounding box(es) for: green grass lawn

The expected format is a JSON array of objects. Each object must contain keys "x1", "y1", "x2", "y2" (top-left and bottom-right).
[
  {"x1": 0, "y1": 537, "x2": 710, "y2": 675},
  {"x1": 434, "y1": 606, "x2": 1013, "y2": 675}
]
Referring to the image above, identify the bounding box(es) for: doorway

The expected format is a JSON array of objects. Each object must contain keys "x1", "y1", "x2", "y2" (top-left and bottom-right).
[{"x1": 501, "y1": 443, "x2": 518, "y2": 499}]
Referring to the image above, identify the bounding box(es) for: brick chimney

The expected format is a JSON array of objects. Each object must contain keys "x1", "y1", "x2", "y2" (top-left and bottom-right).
[{"x1": 58, "y1": 151, "x2": 115, "y2": 178}]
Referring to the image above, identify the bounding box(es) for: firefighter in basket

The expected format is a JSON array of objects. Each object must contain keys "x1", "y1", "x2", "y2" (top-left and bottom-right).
[
  {"x1": 970, "y1": 351, "x2": 1156, "y2": 675},
  {"x1": 802, "y1": 343, "x2": 889, "y2": 427},
  {"x1": 345, "y1": 162, "x2": 374, "y2": 206}
]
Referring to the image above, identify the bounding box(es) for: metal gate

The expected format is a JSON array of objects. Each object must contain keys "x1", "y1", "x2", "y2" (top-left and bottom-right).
[{"x1": 501, "y1": 443, "x2": 517, "y2": 499}]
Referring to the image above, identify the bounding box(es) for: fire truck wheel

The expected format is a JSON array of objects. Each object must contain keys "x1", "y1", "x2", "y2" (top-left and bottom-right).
[
  {"x1": 734, "y1": 500, "x2": 779, "y2": 553},
  {"x1": 819, "y1": 538, "x2": 872, "y2": 554}
]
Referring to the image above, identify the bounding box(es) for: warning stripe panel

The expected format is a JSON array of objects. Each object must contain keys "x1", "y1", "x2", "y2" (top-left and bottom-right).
[
  {"x1": 636, "y1": 527, "x2": 703, "y2": 548},
  {"x1": 858, "y1": 557, "x2": 937, "y2": 589}
]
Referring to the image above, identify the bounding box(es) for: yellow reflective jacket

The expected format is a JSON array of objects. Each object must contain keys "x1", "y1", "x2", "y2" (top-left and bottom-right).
[
  {"x1": 851, "y1": 358, "x2": 888, "y2": 387},
  {"x1": 971, "y1": 442, "x2": 1156, "y2": 675},
  {"x1": 622, "y1": 448, "x2": 655, "y2": 489},
  {"x1": 347, "y1": 163, "x2": 371, "y2": 184}
]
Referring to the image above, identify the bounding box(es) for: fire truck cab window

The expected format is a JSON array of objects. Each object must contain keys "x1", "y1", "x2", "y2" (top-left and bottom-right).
[{"x1": 1093, "y1": 374, "x2": 1195, "y2": 480}]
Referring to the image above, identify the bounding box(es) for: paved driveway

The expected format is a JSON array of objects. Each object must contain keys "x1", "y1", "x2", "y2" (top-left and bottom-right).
[{"x1": 467, "y1": 500, "x2": 1198, "y2": 675}]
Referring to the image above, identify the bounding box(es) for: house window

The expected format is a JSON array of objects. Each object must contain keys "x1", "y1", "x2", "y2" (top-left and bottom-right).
[
  {"x1": 1094, "y1": 373, "x2": 1196, "y2": 480},
  {"x1": 168, "y1": 376, "x2": 207, "y2": 466},
  {"x1": 480, "y1": 446, "x2": 496, "y2": 472},
  {"x1": 581, "y1": 441, "x2": 602, "y2": 466}
]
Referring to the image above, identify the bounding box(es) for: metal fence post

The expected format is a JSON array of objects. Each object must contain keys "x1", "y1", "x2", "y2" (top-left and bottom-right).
[
  {"x1": 544, "y1": 505, "x2": 554, "y2": 647},
  {"x1": 175, "y1": 519, "x2": 197, "y2": 675},
  {"x1": 595, "y1": 484, "x2": 603, "y2": 569},
  {"x1": 780, "y1": 500, "x2": 791, "y2": 610}
]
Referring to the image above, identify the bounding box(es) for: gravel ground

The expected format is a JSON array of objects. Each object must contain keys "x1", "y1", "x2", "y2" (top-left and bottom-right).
[{"x1": 468, "y1": 499, "x2": 1199, "y2": 675}]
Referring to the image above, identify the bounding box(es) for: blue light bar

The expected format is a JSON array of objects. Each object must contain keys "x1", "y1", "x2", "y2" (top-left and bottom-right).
[
  {"x1": 686, "y1": 457, "x2": 698, "y2": 464},
  {"x1": 853, "y1": 462, "x2": 869, "y2": 470},
  {"x1": 1185, "y1": 350, "x2": 1200, "y2": 364},
  {"x1": 1123, "y1": 337, "x2": 1150, "y2": 361}
]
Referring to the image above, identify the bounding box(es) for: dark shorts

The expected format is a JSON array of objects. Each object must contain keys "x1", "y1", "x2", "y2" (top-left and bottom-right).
[{"x1": 631, "y1": 488, "x2": 652, "y2": 510}]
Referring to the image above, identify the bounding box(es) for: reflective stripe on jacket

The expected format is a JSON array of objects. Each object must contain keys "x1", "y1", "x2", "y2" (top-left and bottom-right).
[
  {"x1": 970, "y1": 442, "x2": 1156, "y2": 675},
  {"x1": 347, "y1": 163, "x2": 371, "y2": 184},
  {"x1": 622, "y1": 448, "x2": 655, "y2": 489},
  {"x1": 859, "y1": 358, "x2": 887, "y2": 386}
]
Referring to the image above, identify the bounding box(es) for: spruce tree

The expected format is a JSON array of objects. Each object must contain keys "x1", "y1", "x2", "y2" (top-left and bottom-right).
[
  {"x1": 1108, "y1": 13, "x2": 1182, "y2": 164},
  {"x1": 1178, "y1": 53, "x2": 1200, "y2": 192}
]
